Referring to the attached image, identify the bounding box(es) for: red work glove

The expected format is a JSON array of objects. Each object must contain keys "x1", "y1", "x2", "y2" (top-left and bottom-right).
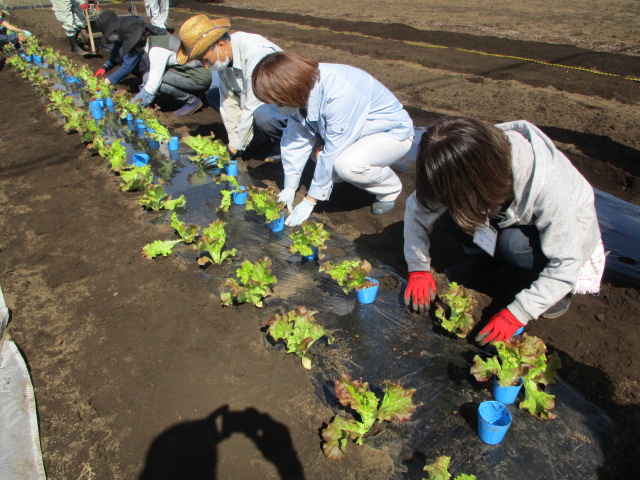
[
  {"x1": 404, "y1": 271, "x2": 436, "y2": 313},
  {"x1": 94, "y1": 67, "x2": 106, "y2": 77},
  {"x1": 80, "y1": 3, "x2": 89, "y2": 11},
  {"x1": 475, "y1": 309, "x2": 524, "y2": 346}
]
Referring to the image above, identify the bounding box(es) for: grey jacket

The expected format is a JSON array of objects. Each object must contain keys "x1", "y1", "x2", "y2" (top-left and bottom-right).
[{"x1": 403, "y1": 120, "x2": 601, "y2": 323}]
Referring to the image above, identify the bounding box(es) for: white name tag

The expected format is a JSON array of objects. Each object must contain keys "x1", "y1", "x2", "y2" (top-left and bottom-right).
[{"x1": 473, "y1": 223, "x2": 498, "y2": 257}]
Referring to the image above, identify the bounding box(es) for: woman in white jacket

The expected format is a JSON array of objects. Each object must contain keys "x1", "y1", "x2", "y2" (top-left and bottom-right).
[
  {"x1": 251, "y1": 51, "x2": 414, "y2": 226},
  {"x1": 403, "y1": 116, "x2": 605, "y2": 345}
]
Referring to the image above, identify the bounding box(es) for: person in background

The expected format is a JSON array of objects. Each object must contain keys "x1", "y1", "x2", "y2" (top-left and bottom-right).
[
  {"x1": 177, "y1": 15, "x2": 288, "y2": 159},
  {"x1": 112, "y1": 15, "x2": 210, "y2": 116},
  {"x1": 403, "y1": 116, "x2": 605, "y2": 345},
  {"x1": 143, "y1": 0, "x2": 168, "y2": 32},
  {"x1": 50, "y1": 0, "x2": 88, "y2": 55},
  {"x1": 0, "y1": 5, "x2": 30, "y2": 48},
  {"x1": 251, "y1": 51, "x2": 414, "y2": 226},
  {"x1": 93, "y1": 11, "x2": 148, "y2": 86}
]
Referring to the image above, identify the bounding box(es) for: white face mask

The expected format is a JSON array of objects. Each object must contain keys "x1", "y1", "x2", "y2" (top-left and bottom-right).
[
  {"x1": 211, "y1": 45, "x2": 231, "y2": 71},
  {"x1": 277, "y1": 105, "x2": 298, "y2": 116}
]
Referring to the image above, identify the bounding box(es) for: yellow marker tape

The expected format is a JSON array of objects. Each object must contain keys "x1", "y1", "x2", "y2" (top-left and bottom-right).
[{"x1": 170, "y1": 6, "x2": 640, "y2": 83}]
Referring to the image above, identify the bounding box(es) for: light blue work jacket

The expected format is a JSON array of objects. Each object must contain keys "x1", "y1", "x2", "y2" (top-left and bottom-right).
[{"x1": 281, "y1": 63, "x2": 414, "y2": 200}]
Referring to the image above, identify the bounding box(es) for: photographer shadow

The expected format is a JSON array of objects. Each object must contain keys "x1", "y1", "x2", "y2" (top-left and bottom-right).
[{"x1": 139, "y1": 405, "x2": 305, "y2": 480}]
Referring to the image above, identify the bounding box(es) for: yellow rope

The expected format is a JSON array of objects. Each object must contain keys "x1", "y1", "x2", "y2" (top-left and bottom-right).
[{"x1": 168, "y1": 6, "x2": 640, "y2": 83}]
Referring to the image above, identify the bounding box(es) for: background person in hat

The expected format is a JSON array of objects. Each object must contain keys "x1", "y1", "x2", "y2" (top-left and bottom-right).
[
  {"x1": 403, "y1": 116, "x2": 605, "y2": 345},
  {"x1": 93, "y1": 11, "x2": 148, "y2": 86},
  {"x1": 0, "y1": 5, "x2": 30, "y2": 48},
  {"x1": 50, "y1": 0, "x2": 89, "y2": 55},
  {"x1": 114, "y1": 15, "x2": 210, "y2": 116},
  {"x1": 178, "y1": 15, "x2": 289, "y2": 159},
  {"x1": 251, "y1": 51, "x2": 414, "y2": 227}
]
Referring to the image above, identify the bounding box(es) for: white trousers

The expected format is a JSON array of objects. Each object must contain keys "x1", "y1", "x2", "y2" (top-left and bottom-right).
[
  {"x1": 51, "y1": 0, "x2": 86, "y2": 36},
  {"x1": 333, "y1": 133, "x2": 413, "y2": 202},
  {"x1": 144, "y1": 0, "x2": 169, "y2": 29}
]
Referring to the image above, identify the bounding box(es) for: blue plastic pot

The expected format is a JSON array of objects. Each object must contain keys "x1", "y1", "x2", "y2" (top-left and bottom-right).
[
  {"x1": 493, "y1": 377, "x2": 523, "y2": 404},
  {"x1": 148, "y1": 139, "x2": 160, "y2": 149},
  {"x1": 90, "y1": 107, "x2": 103, "y2": 120},
  {"x1": 515, "y1": 326, "x2": 525, "y2": 335},
  {"x1": 357, "y1": 278, "x2": 380, "y2": 304},
  {"x1": 133, "y1": 153, "x2": 150, "y2": 167},
  {"x1": 105, "y1": 98, "x2": 115, "y2": 112},
  {"x1": 269, "y1": 214, "x2": 285, "y2": 232},
  {"x1": 225, "y1": 160, "x2": 238, "y2": 176},
  {"x1": 33, "y1": 55, "x2": 43, "y2": 66},
  {"x1": 66, "y1": 76, "x2": 78, "y2": 85},
  {"x1": 126, "y1": 113, "x2": 134, "y2": 121},
  {"x1": 168, "y1": 137, "x2": 179, "y2": 151},
  {"x1": 478, "y1": 401, "x2": 512, "y2": 444},
  {"x1": 232, "y1": 188, "x2": 248, "y2": 205},
  {"x1": 303, "y1": 246, "x2": 319, "y2": 261}
]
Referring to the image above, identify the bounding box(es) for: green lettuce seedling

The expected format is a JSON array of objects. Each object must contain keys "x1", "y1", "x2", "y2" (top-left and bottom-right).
[
  {"x1": 162, "y1": 195, "x2": 186, "y2": 211},
  {"x1": 245, "y1": 186, "x2": 284, "y2": 222},
  {"x1": 322, "y1": 375, "x2": 418, "y2": 459},
  {"x1": 263, "y1": 306, "x2": 333, "y2": 369},
  {"x1": 145, "y1": 118, "x2": 171, "y2": 143},
  {"x1": 171, "y1": 212, "x2": 199, "y2": 244},
  {"x1": 320, "y1": 259, "x2": 374, "y2": 293},
  {"x1": 140, "y1": 184, "x2": 168, "y2": 210},
  {"x1": 104, "y1": 139, "x2": 128, "y2": 172},
  {"x1": 435, "y1": 282, "x2": 478, "y2": 338},
  {"x1": 183, "y1": 134, "x2": 230, "y2": 165},
  {"x1": 289, "y1": 220, "x2": 330, "y2": 258},
  {"x1": 423, "y1": 456, "x2": 476, "y2": 480},
  {"x1": 119, "y1": 164, "x2": 153, "y2": 192},
  {"x1": 471, "y1": 333, "x2": 560, "y2": 419},
  {"x1": 142, "y1": 239, "x2": 181, "y2": 259},
  {"x1": 220, "y1": 257, "x2": 277, "y2": 308},
  {"x1": 217, "y1": 174, "x2": 243, "y2": 213},
  {"x1": 196, "y1": 219, "x2": 237, "y2": 266}
]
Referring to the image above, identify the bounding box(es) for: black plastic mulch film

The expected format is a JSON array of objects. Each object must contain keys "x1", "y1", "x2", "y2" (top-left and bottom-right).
[{"x1": 49, "y1": 73, "x2": 635, "y2": 479}]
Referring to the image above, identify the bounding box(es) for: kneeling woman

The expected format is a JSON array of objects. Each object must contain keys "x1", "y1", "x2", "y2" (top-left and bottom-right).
[
  {"x1": 403, "y1": 116, "x2": 605, "y2": 345},
  {"x1": 251, "y1": 52, "x2": 414, "y2": 226}
]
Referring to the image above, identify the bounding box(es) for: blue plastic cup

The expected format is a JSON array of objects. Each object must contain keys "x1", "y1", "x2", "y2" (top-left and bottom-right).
[
  {"x1": 232, "y1": 187, "x2": 248, "y2": 205},
  {"x1": 105, "y1": 98, "x2": 115, "y2": 112},
  {"x1": 269, "y1": 213, "x2": 285, "y2": 232},
  {"x1": 303, "y1": 246, "x2": 319, "y2": 261},
  {"x1": 224, "y1": 160, "x2": 238, "y2": 176},
  {"x1": 133, "y1": 153, "x2": 150, "y2": 167},
  {"x1": 126, "y1": 113, "x2": 134, "y2": 121},
  {"x1": 90, "y1": 107, "x2": 103, "y2": 120},
  {"x1": 33, "y1": 55, "x2": 43, "y2": 66},
  {"x1": 515, "y1": 326, "x2": 525, "y2": 335},
  {"x1": 357, "y1": 278, "x2": 380, "y2": 304},
  {"x1": 478, "y1": 401, "x2": 512, "y2": 444},
  {"x1": 66, "y1": 76, "x2": 78, "y2": 84},
  {"x1": 89, "y1": 100, "x2": 102, "y2": 110},
  {"x1": 492, "y1": 377, "x2": 523, "y2": 404},
  {"x1": 148, "y1": 139, "x2": 160, "y2": 149},
  {"x1": 168, "y1": 136, "x2": 179, "y2": 151}
]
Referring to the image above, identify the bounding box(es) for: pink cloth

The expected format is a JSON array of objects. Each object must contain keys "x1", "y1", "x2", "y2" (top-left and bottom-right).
[{"x1": 573, "y1": 239, "x2": 606, "y2": 295}]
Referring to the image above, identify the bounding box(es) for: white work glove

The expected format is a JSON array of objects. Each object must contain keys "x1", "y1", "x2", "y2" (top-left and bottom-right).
[
  {"x1": 277, "y1": 187, "x2": 296, "y2": 212},
  {"x1": 285, "y1": 198, "x2": 315, "y2": 227},
  {"x1": 23, "y1": 30, "x2": 32, "y2": 37}
]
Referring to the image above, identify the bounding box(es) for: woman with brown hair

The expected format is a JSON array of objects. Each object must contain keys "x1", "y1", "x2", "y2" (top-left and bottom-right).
[
  {"x1": 403, "y1": 116, "x2": 605, "y2": 345},
  {"x1": 252, "y1": 52, "x2": 414, "y2": 226}
]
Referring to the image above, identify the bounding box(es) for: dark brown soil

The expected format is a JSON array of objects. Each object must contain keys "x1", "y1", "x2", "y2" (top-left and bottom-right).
[{"x1": 1, "y1": 3, "x2": 638, "y2": 479}]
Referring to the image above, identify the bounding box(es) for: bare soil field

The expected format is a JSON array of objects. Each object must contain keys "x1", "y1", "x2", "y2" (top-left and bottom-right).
[{"x1": 1, "y1": 2, "x2": 638, "y2": 479}]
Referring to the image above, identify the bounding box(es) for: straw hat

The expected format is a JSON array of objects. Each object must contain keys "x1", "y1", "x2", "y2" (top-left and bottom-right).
[{"x1": 177, "y1": 15, "x2": 231, "y2": 64}]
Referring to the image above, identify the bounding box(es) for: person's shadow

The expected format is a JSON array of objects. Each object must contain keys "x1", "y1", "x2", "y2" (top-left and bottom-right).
[{"x1": 139, "y1": 405, "x2": 306, "y2": 480}]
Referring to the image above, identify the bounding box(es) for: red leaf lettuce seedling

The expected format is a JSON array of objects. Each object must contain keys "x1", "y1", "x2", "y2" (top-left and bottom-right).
[
  {"x1": 263, "y1": 306, "x2": 333, "y2": 369},
  {"x1": 435, "y1": 282, "x2": 478, "y2": 338},
  {"x1": 220, "y1": 257, "x2": 277, "y2": 308},
  {"x1": 422, "y1": 456, "x2": 476, "y2": 480},
  {"x1": 322, "y1": 375, "x2": 418, "y2": 459},
  {"x1": 289, "y1": 220, "x2": 330, "y2": 259},
  {"x1": 320, "y1": 259, "x2": 375, "y2": 293}
]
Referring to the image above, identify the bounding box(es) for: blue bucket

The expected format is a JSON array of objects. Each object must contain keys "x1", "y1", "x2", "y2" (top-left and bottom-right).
[
  {"x1": 357, "y1": 278, "x2": 380, "y2": 304},
  {"x1": 303, "y1": 246, "x2": 319, "y2": 261},
  {"x1": 224, "y1": 160, "x2": 238, "y2": 176},
  {"x1": 492, "y1": 377, "x2": 523, "y2": 404},
  {"x1": 168, "y1": 137, "x2": 179, "y2": 151},
  {"x1": 478, "y1": 401, "x2": 512, "y2": 444},
  {"x1": 269, "y1": 214, "x2": 285, "y2": 232},
  {"x1": 232, "y1": 188, "x2": 248, "y2": 205},
  {"x1": 133, "y1": 153, "x2": 150, "y2": 167}
]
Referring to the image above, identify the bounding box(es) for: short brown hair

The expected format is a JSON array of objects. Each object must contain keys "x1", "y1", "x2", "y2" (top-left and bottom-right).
[
  {"x1": 252, "y1": 52, "x2": 319, "y2": 108},
  {"x1": 416, "y1": 116, "x2": 514, "y2": 233}
]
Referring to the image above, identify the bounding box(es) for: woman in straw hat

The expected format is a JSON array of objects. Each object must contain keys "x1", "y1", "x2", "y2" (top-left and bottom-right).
[
  {"x1": 251, "y1": 51, "x2": 414, "y2": 226},
  {"x1": 178, "y1": 15, "x2": 289, "y2": 159}
]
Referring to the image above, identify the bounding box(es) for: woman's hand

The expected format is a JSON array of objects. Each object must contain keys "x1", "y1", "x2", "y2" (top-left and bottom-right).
[
  {"x1": 475, "y1": 309, "x2": 524, "y2": 346},
  {"x1": 404, "y1": 271, "x2": 436, "y2": 313}
]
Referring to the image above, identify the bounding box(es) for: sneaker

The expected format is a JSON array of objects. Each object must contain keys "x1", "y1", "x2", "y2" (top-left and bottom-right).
[
  {"x1": 372, "y1": 200, "x2": 395, "y2": 214},
  {"x1": 173, "y1": 98, "x2": 203, "y2": 116},
  {"x1": 264, "y1": 154, "x2": 281, "y2": 163},
  {"x1": 541, "y1": 294, "x2": 572, "y2": 319}
]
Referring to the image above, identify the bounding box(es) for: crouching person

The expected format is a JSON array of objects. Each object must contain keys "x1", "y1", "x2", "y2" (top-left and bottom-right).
[
  {"x1": 403, "y1": 116, "x2": 605, "y2": 345},
  {"x1": 177, "y1": 15, "x2": 288, "y2": 158}
]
